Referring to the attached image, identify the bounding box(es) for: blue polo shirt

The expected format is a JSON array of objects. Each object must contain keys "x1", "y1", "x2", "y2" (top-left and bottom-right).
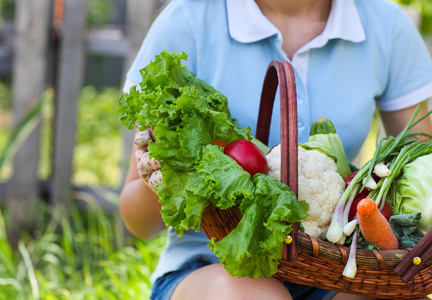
[{"x1": 123, "y1": 0, "x2": 432, "y2": 283}]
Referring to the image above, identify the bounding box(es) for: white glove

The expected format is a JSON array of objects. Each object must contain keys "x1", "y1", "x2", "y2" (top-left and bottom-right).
[{"x1": 134, "y1": 129, "x2": 163, "y2": 192}]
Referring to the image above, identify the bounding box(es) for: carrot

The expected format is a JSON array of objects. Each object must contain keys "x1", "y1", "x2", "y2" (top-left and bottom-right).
[{"x1": 357, "y1": 198, "x2": 399, "y2": 250}]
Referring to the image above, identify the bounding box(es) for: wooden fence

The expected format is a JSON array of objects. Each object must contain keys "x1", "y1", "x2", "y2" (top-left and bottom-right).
[{"x1": 2, "y1": 0, "x2": 161, "y2": 235}]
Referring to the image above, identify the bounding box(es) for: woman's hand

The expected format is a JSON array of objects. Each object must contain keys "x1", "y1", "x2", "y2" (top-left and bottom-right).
[
  {"x1": 134, "y1": 129, "x2": 163, "y2": 192},
  {"x1": 119, "y1": 128, "x2": 165, "y2": 240}
]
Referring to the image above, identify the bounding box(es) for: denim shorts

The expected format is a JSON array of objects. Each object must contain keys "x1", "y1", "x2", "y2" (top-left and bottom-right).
[{"x1": 150, "y1": 258, "x2": 337, "y2": 300}]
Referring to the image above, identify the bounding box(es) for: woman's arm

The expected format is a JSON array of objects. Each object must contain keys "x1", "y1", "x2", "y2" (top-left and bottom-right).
[
  {"x1": 379, "y1": 101, "x2": 432, "y2": 137},
  {"x1": 119, "y1": 138, "x2": 165, "y2": 240}
]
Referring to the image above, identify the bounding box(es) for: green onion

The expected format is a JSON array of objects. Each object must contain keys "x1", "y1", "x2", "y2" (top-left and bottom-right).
[{"x1": 326, "y1": 103, "x2": 432, "y2": 244}]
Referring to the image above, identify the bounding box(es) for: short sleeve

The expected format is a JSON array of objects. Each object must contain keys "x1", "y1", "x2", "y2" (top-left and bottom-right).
[
  {"x1": 123, "y1": 1, "x2": 197, "y2": 93},
  {"x1": 376, "y1": 5, "x2": 432, "y2": 111}
]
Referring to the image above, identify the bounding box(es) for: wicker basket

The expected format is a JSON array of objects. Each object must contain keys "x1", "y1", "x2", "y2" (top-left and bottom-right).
[{"x1": 200, "y1": 60, "x2": 432, "y2": 299}]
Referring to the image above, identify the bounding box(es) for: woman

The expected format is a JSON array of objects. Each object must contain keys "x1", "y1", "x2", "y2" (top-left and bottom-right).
[{"x1": 120, "y1": 0, "x2": 432, "y2": 299}]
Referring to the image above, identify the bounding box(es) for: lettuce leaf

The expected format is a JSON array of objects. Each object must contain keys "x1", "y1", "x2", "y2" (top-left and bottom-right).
[
  {"x1": 120, "y1": 51, "x2": 251, "y2": 236},
  {"x1": 190, "y1": 145, "x2": 255, "y2": 210},
  {"x1": 208, "y1": 174, "x2": 309, "y2": 278},
  {"x1": 119, "y1": 51, "x2": 309, "y2": 278},
  {"x1": 189, "y1": 146, "x2": 309, "y2": 278}
]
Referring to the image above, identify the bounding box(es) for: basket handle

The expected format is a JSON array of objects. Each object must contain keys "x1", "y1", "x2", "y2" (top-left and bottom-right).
[
  {"x1": 394, "y1": 226, "x2": 432, "y2": 283},
  {"x1": 256, "y1": 60, "x2": 299, "y2": 261}
]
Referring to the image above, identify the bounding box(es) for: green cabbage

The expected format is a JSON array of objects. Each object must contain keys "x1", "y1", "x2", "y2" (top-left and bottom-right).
[{"x1": 389, "y1": 153, "x2": 432, "y2": 233}]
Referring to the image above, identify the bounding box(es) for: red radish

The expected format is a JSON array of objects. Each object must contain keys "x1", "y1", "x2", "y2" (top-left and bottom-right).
[
  {"x1": 344, "y1": 172, "x2": 369, "y2": 197},
  {"x1": 348, "y1": 195, "x2": 366, "y2": 221},
  {"x1": 380, "y1": 202, "x2": 393, "y2": 220},
  {"x1": 224, "y1": 139, "x2": 268, "y2": 176},
  {"x1": 212, "y1": 139, "x2": 228, "y2": 148},
  {"x1": 348, "y1": 194, "x2": 392, "y2": 222},
  {"x1": 344, "y1": 172, "x2": 358, "y2": 189}
]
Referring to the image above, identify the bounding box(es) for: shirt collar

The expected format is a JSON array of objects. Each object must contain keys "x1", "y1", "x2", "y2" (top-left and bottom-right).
[{"x1": 226, "y1": 0, "x2": 366, "y2": 45}]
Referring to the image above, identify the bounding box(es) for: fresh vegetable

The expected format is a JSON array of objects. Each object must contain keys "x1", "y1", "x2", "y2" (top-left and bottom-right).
[
  {"x1": 344, "y1": 172, "x2": 369, "y2": 196},
  {"x1": 344, "y1": 171, "x2": 379, "y2": 189},
  {"x1": 201, "y1": 150, "x2": 309, "y2": 277},
  {"x1": 326, "y1": 104, "x2": 432, "y2": 244},
  {"x1": 362, "y1": 175, "x2": 377, "y2": 190},
  {"x1": 329, "y1": 104, "x2": 432, "y2": 279},
  {"x1": 251, "y1": 137, "x2": 270, "y2": 155},
  {"x1": 389, "y1": 153, "x2": 432, "y2": 233},
  {"x1": 344, "y1": 171, "x2": 358, "y2": 189},
  {"x1": 308, "y1": 118, "x2": 351, "y2": 178},
  {"x1": 347, "y1": 194, "x2": 392, "y2": 221},
  {"x1": 357, "y1": 198, "x2": 399, "y2": 250},
  {"x1": 119, "y1": 50, "x2": 309, "y2": 278},
  {"x1": 388, "y1": 213, "x2": 424, "y2": 248},
  {"x1": 380, "y1": 202, "x2": 393, "y2": 220},
  {"x1": 213, "y1": 139, "x2": 228, "y2": 147},
  {"x1": 345, "y1": 172, "x2": 394, "y2": 222},
  {"x1": 344, "y1": 172, "x2": 369, "y2": 198},
  {"x1": 374, "y1": 162, "x2": 391, "y2": 178},
  {"x1": 343, "y1": 218, "x2": 358, "y2": 236},
  {"x1": 224, "y1": 139, "x2": 269, "y2": 176},
  {"x1": 342, "y1": 230, "x2": 358, "y2": 279},
  {"x1": 348, "y1": 195, "x2": 366, "y2": 221},
  {"x1": 266, "y1": 144, "x2": 345, "y2": 239},
  {"x1": 213, "y1": 137, "x2": 269, "y2": 153}
]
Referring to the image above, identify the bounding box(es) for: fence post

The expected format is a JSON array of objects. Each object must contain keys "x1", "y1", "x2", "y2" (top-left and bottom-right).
[
  {"x1": 6, "y1": 0, "x2": 51, "y2": 242},
  {"x1": 120, "y1": 0, "x2": 158, "y2": 186},
  {"x1": 51, "y1": 0, "x2": 89, "y2": 208}
]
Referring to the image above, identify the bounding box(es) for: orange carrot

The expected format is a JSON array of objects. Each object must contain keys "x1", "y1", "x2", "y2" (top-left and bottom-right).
[{"x1": 357, "y1": 198, "x2": 399, "y2": 250}]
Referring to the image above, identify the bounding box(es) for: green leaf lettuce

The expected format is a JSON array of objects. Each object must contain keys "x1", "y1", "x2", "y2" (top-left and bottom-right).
[{"x1": 119, "y1": 51, "x2": 309, "y2": 278}]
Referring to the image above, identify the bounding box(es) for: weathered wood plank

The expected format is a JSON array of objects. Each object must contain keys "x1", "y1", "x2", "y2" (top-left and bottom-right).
[
  {"x1": 120, "y1": 0, "x2": 158, "y2": 186},
  {"x1": 6, "y1": 0, "x2": 51, "y2": 238},
  {"x1": 87, "y1": 26, "x2": 128, "y2": 57},
  {"x1": 124, "y1": 0, "x2": 157, "y2": 72},
  {"x1": 51, "y1": 0, "x2": 89, "y2": 207}
]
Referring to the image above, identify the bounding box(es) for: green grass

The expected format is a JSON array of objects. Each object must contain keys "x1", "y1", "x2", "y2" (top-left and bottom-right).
[{"x1": 0, "y1": 200, "x2": 166, "y2": 299}]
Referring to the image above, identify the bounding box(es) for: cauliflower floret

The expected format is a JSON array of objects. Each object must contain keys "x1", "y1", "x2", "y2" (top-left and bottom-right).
[{"x1": 266, "y1": 145, "x2": 345, "y2": 240}]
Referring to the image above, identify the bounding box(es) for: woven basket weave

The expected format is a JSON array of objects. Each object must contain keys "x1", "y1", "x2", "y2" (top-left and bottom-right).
[{"x1": 200, "y1": 60, "x2": 432, "y2": 299}]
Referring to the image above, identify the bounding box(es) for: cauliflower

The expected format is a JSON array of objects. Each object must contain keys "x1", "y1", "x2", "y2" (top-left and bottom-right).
[{"x1": 266, "y1": 144, "x2": 345, "y2": 240}]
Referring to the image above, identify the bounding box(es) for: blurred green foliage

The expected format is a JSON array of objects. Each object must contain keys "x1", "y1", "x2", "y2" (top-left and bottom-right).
[
  {"x1": 88, "y1": 0, "x2": 116, "y2": 25},
  {"x1": 39, "y1": 86, "x2": 123, "y2": 187},
  {"x1": 393, "y1": 0, "x2": 432, "y2": 33},
  {"x1": 0, "y1": 83, "x2": 123, "y2": 188},
  {"x1": 0, "y1": 80, "x2": 11, "y2": 110},
  {"x1": 0, "y1": 0, "x2": 13, "y2": 20},
  {"x1": 73, "y1": 86, "x2": 122, "y2": 187}
]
